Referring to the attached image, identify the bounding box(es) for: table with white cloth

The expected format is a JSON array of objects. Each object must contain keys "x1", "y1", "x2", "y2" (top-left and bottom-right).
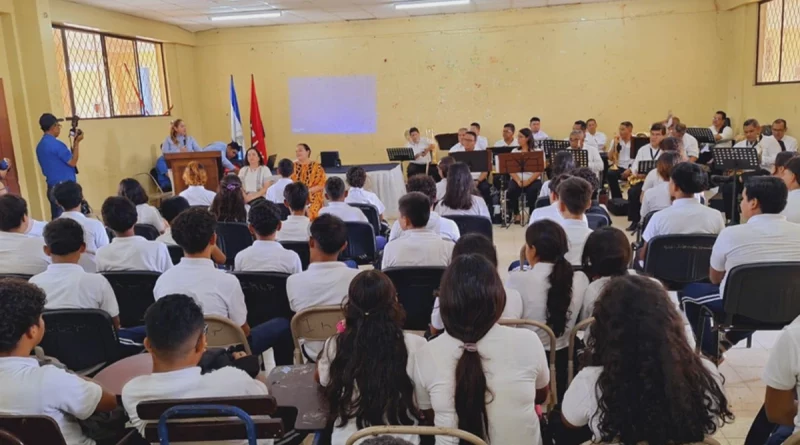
[{"x1": 324, "y1": 163, "x2": 405, "y2": 219}]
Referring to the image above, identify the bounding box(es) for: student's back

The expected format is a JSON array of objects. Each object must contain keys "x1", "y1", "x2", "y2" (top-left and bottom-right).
[
  {"x1": 156, "y1": 196, "x2": 190, "y2": 246},
  {"x1": 0, "y1": 195, "x2": 50, "y2": 275},
  {"x1": 266, "y1": 158, "x2": 295, "y2": 204},
  {"x1": 235, "y1": 201, "x2": 302, "y2": 273},
  {"x1": 118, "y1": 178, "x2": 166, "y2": 233},
  {"x1": 382, "y1": 192, "x2": 453, "y2": 269},
  {"x1": 96, "y1": 196, "x2": 172, "y2": 273},
  {"x1": 345, "y1": 166, "x2": 386, "y2": 217},
  {"x1": 277, "y1": 182, "x2": 311, "y2": 242},
  {"x1": 388, "y1": 175, "x2": 460, "y2": 243},
  {"x1": 553, "y1": 176, "x2": 594, "y2": 266},
  {"x1": 53, "y1": 181, "x2": 109, "y2": 258}
]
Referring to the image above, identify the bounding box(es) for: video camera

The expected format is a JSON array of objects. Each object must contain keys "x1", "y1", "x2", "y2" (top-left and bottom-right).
[{"x1": 68, "y1": 115, "x2": 83, "y2": 139}]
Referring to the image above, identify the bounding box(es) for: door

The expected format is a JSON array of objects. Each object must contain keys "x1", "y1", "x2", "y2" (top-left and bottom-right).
[{"x1": 0, "y1": 79, "x2": 20, "y2": 194}]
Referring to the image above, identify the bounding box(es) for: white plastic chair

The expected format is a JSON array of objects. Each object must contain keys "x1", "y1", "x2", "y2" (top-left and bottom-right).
[
  {"x1": 498, "y1": 318, "x2": 558, "y2": 411},
  {"x1": 568, "y1": 317, "x2": 595, "y2": 386}
]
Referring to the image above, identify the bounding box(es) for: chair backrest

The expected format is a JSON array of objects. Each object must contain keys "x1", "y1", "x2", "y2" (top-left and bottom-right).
[
  {"x1": 279, "y1": 241, "x2": 310, "y2": 270},
  {"x1": 0, "y1": 416, "x2": 67, "y2": 445},
  {"x1": 348, "y1": 203, "x2": 380, "y2": 235},
  {"x1": 498, "y1": 319, "x2": 558, "y2": 411},
  {"x1": 568, "y1": 317, "x2": 595, "y2": 386},
  {"x1": 40, "y1": 309, "x2": 119, "y2": 374},
  {"x1": 535, "y1": 196, "x2": 550, "y2": 209},
  {"x1": 216, "y1": 222, "x2": 254, "y2": 268},
  {"x1": 643, "y1": 234, "x2": 717, "y2": 290},
  {"x1": 339, "y1": 221, "x2": 376, "y2": 265},
  {"x1": 722, "y1": 262, "x2": 800, "y2": 325},
  {"x1": 167, "y1": 245, "x2": 184, "y2": 265},
  {"x1": 205, "y1": 315, "x2": 252, "y2": 355},
  {"x1": 383, "y1": 267, "x2": 446, "y2": 332},
  {"x1": 290, "y1": 305, "x2": 343, "y2": 364},
  {"x1": 232, "y1": 272, "x2": 294, "y2": 327},
  {"x1": 137, "y1": 396, "x2": 283, "y2": 443},
  {"x1": 0, "y1": 274, "x2": 32, "y2": 281},
  {"x1": 586, "y1": 213, "x2": 609, "y2": 230},
  {"x1": 443, "y1": 215, "x2": 493, "y2": 241},
  {"x1": 134, "y1": 224, "x2": 160, "y2": 241},
  {"x1": 346, "y1": 425, "x2": 488, "y2": 445},
  {"x1": 101, "y1": 271, "x2": 160, "y2": 328}
]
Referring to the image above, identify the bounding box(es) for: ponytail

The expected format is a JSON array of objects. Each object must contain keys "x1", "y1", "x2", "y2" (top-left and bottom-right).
[
  {"x1": 455, "y1": 345, "x2": 491, "y2": 444},
  {"x1": 546, "y1": 255, "x2": 574, "y2": 336}
]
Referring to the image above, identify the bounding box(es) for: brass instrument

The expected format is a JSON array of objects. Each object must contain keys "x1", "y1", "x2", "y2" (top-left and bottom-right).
[{"x1": 608, "y1": 134, "x2": 620, "y2": 171}]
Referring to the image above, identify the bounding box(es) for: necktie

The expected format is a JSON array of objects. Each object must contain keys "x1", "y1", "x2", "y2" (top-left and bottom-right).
[{"x1": 779, "y1": 140, "x2": 787, "y2": 152}]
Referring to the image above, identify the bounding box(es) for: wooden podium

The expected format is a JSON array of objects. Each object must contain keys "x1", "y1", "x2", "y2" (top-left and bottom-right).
[{"x1": 165, "y1": 152, "x2": 223, "y2": 195}]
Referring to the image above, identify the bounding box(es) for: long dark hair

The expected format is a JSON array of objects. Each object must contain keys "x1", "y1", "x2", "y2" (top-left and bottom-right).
[
  {"x1": 581, "y1": 227, "x2": 631, "y2": 280},
  {"x1": 442, "y1": 163, "x2": 476, "y2": 210},
  {"x1": 210, "y1": 174, "x2": 247, "y2": 223},
  {"x1": 324, "y1": 271, "x2": 418, "y2": 430},
  {"x1": 526, "y1": 220, "x2": 573, "y2": 337},
  {"x1": 588, "y1": 275, "x2": 734, "y2": 445},
  {"x1": 245, "y1": 148, "x2": 264, "y2": 166},
  {"x1": 518, "y1": 128, "x2": 536, "y2": 151},
  {"x1": 440, "y1": 254, "x2": 506, "y2": 444},
  {"x1": 118, "y1": 178, "x2": 149, "y2": 205}
]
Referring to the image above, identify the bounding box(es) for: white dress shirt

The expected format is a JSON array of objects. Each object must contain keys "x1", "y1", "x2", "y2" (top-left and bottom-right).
[
  {"x1": 345, "y1": 187, "x2": 386, "y2": 215},
  {"x1": 783, "y1": 189, "x2": 800, "y2": 224},
  {"x1": 30, "y1": 263, "x2": 119, "y2": 317},
  {"x1": 615, "y1": 138, "x2": 633, "y2": 169},
  {"x1": 154, "y1": 258, "x2": 247, "y2": 326},
  {"x1": 435, "y1": 179, "x2": 447, "y2": 202},
  {"x1": 533, "y1": 130, "x2": 550, "y2": 141},
  {"x1": 476, "y1": 135, "x2": 489, "y2": 150},
  {"x1": 528, "y1": 201, "x2": 588, "y2": 226},
  {"x1": 435, "y1": 195, "x2": 491, "y2": 220},
  {"x1": 572, "y1": 146, "x2": 604, "y2": 177},
  {"x1": 135, "y1": 204, "x2": 166, "y2": 233},
  {"x1": 0, "y1": 231, "x2": 50, "y2": 275},
  {"x1": 641, "y1": 169, "x2": 666, "y2": 194},
  {"x1": 763, "y1": 315, "x2": 800, "y2": 432},
  {"x1": 318, "y1": 202, "x2": 369, "y2": 223},
  {"x1": 96, "y1": 236, "x2": 173, "y2": 273},
  {"x1": 266, "y1": 177, "x2": 293, "y2": 204},
  {"x1": 539, "y1": 180, "x2": 551, "y2": 198},
  {"x1": 234, "y1": 240, "x2": 302, "y2": 274},
  {"x1": 584, "y1": 131, "x2": 607, "y2": 151},
  {"x1": 494, "y1": 139, "x2": 517, "y2": 147},
  {"x1": 389, "y1": 211, "x2": 460, "y2": 243},
  {"x1": 733, "y1": 137, "x2": 764, "y2": 164},
  {"x1": 430, "y1": 286, "x2": 523, "y2": 331},
  {"x1": 709, "y1": 125, "x2": 734, "y2": 148},
  {"x1": 382, "y1": 229, "x2": 454, "y2": 270},
  {"x1": 682, "y1": 133, "x2": 700, "y2": 159},
  {"x1": 407, "y1": 137, "x2": 434, "y2": 164},
  {"x1": 640, "y1": 182, "x2": 670, "y2": 218},
  {"x1": 761, "y1": 135, "x2": 799, "y2": 170},
  {"x1": 642, "y1": 197, "x2": 724, "y2": 242},
  {"x1": 26, "y1": 219, "x2": 46, "y2": 238},
  {"x1": 561, "y1": 219, "x2": 593, "y2": 266},
  {"x1": 60, "y1": 211, "x2": 109, "y2": 256},
  {"x1": 179, "y1": 185, "x2": 216, "y2": 207},
  {"x1": 630, "y1": 144, "x2": 663, "y2": 175},
  {"x1": 156, "y1": 228, "x2": 176, "y2": 246},
  {"x1": 276, "y1": 215, "x2": 311, "y2": 242}
]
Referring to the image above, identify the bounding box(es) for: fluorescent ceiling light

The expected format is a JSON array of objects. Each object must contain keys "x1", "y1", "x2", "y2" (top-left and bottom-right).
[
  {"x1": 395, "y1": 0, "x2": 470, "y2": 10},
  {"x1": 210, "y1": 11, "x2": 281, "y2": 21}
]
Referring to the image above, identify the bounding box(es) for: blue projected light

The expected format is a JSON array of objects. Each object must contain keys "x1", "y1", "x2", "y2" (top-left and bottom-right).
[{"x1": 289, "y1": 75, "x2": 377, "y2": 134}]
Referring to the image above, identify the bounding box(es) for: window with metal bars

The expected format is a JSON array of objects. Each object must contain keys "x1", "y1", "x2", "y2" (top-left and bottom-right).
[
  {"x1": 52, "y1": 25, "x2": 171, "y2": 119},
  {"x1": 757, "y1": 0, "x2": 800, "y2": 84}
]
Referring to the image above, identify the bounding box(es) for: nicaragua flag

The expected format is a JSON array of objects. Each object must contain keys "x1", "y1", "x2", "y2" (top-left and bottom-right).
[{"x1": 230, "y1": 76, "x2": 245, "y2": 153}]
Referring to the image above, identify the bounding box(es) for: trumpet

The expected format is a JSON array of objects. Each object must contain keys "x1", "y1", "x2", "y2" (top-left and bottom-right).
[
  {"x1": 608, "y1": 134, "x2": 620, "y2": 171},
  {"x1": 426, "y1": 128, "x2": 438, "y2": 164}
]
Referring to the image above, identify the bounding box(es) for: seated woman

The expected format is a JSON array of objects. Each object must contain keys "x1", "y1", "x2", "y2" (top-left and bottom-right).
[
  {"x1": 773, "y1": 151, "x2": 798, "y2": 177},
  {"x1": 179, "y1": 162, "x2": 216, "y2": 207},
  {"x1": 414, "y1": 254, "x2": 550, "y2": 445},
  {"x1": 506, "y1": 128, "x2": 544, "y2": 222},
  {"x1": 580, "y1": 226, "x2": 633, "y2": 320},
  {"x1": 210, "y1": 174, "x2": 247, "y2": 223},
  {"x1": 292, "y1": 143, "x2": 327, "y2": 220},
  {"x1": 434, "y1": 162, "x2": 491, "y2": 219},
  {"x1": 118, "y1": 178, "x2": 166, "y2": 233},
  {"x1": 640, "y1": 151, "x2": 683, "y2": 219},
  {"x1": 561, "y1": 274, "x2": 732, "y2": 445},
  {"x1": 239, "y1": 147, "x2": 272, "y2": 202},
  {"x1": 317, "y1": 270, "x2": 425, "y2": 445}
]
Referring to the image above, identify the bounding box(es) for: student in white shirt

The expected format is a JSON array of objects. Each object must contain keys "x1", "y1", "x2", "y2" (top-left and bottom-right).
[
  {"x1": 239, "y1": 147, "x2": 273, "y2": 201},
  {"x1": 96, "y1": 197, "x2": 172, "y2": 273},
  {"x1": 529, "y1": 173, "x2": 588, "y2": 227},
  {"x1": 382, "y1": 192, "x2": 454, "y2": 270},
  {"x1": 53, "y1": 181, "x2": 109, "y2": 269},
  {"x1": 319, "y1": 177, "x2": 369, "y2": 223},
  {"x1": 118, "y1": 178, "x2": 166, "y2": 233},
  {"x1": 235, "y1": 201, "x2": 302, "y2": 273},
  {"x1": 435, "y1": 156, "x2": 455, "y2": 203},
  {"x1": 156, "y1": 196, "x2": 189, "y2": 246},
  {"x1": 434, "y1": 162, "x2": 491, "y2": 219},
  {"x1": 606, "y1": 121, "x2": 635, "y2": 199},
  {"x1": 277, "y1": 181, "x2": 312, "y2": 242},
  {"x1": 178, "y1": 161, "x2": 216, "y2": 207},
  {"x1": 122, "y1": 294, "x2": 268, "y2": 439},
  {"x1": 317, "y1": 271, "x2": 426, "y2": 445},
  {"x1": 579, "y1": 227, "x2": 634, "y2": 321},
  {"x1": 641, "y1": 138, "x2": 682, "y2": 194},
  {"x1": 265, "y1": 158, "x2": 294, "y2": 204},
  {"x1": 0, "y1": 195, "x2": 49, "y2": 276},
  {"x1": 683, "y1": 177, "x2": 800, "y2": 360},
  {"x1": 345, "y1": 165, "x2": 388, "y2": 232},
  {"x1": 505, "y1": 128, "x2": 544, "y2": 223},
  {"x1": 414, "y1": 254, "x2": 550, "y2": 445},
  {"x1": 762, "y1": 119, "x2": 800, "y2": 173},
  {"x1": 763, "y1": 314, "x2": 800, "y2": 438},
  {"x1": 447, "y1": 127, "x2": 468, "y2": 152},
  {"x1": 153, "y1": 208, "x2": 293, "y2": 363},
  {"x1": 406, "y1": 126, "x2": 436, "y2": 177},
  {"x1": 781, "y1": 157, "x2": 800, "y2": 223},
  {"x1": 210, "y1": 174, "x2": 248, "y2": 223},
  {"x1": 286, "y1": 214, "x2": 361, "y2": 361},
  {"x1": 673, "y1": 122, "x2": 699, "y2": 162},
  {"x1": 555, "y1": 176, "x2": 594, "y2": 265},
  {"x1": 530, "y1": 116, "x2": 549, "y2": 142},
  {"x1": 447, "y1": 131, "x2": 492, "y2": 214},
  {"x1": 571, "y1": 166, "x2": 612, "y2": 222},
  {"x1": 640, "y1": 151, "x2": 681, "y2": 219},
  {"x1": 470, "y1": 122, "x2": 489, "y2": 150},
  {"x1": 567, "y1": 130, "x2": 604, "y2": 179},
  {"x1": 563, "y1": 275, "x2": 732, "y2": 442},
  {"x1": 494, "y1": 123, "x2": 517, "y2": 147},
  {"x1": 584, "y1": 118, "x2": 607, "y2": 151},
  {"x1": 0, "y1": 280, "x2": 117, "y2": 445},
  {"x1": 508, "y1": 219, "x2": 589, "y2": 400},
  {"x1": 539, "y1": 151, "x2": 577, "y2": 199},
  {"x1": 389, "y1": 175, "x2": 460, "y2": 243},
  {"x1": 723, "y1": 119, "x2": 766, "y2": 223},
  {"x1": 626, "y1": 122, "x2": 667, "y2": 231}
]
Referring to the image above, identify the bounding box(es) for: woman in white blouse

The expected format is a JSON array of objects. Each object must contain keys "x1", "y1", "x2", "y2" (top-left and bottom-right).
[
  {"x1": 506, "y1": 128, "x2": 543, "y2": 222},
  {"x1": 434, "y1": 162, "x2": 491, "y2": 219},
  {"x1": 238, "y1": 148, "x2": 272, "y2": 202},
  {"x1": 118, "y1": 178, "x2": 166, "y2": 233}
]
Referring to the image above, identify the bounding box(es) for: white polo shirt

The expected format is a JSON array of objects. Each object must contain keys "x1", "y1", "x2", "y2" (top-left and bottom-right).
[
  {"x1": 533, "y1": 130, "x2": 550, "y2": 141},
  {"x1": 762, "y1": 135, "x2": 800, "y2": 171},
  {"x1": 630, "y1": 144, "x2": 662, "y2": 175},
  {"x1": 0, "y1": 231, "x2": 50, "y2": 275},
  {"x1": 584, "y1": 131, "x2": 607, "y2": 151},
  {"x1": 0, "y1": 357, "x2": 103, "y2": 445},
  {"x1": 389, "y1": 211, "x2": 459, "y2": 243},
  {"x1": 26, "y1": 219, "x2": 46, "y2": 238},
  {"x1": 430, "y1": 286, "x2": 523, "y2": 331},
  {"x1": 435, "y1": 179, "x2": 447, "y2": 202},
  {"x1": 345, "y1": 187, "x2": 386, "y2": 215},
  {"x1": 539, "y1": 180, "x2": 551, "y2": 198},
  {"x1": 783, "y1": 189, "x2": 800, "y2": 223},
  {"x1": 616, "y1": 139, "x2": 634, "y2": 169},
  {"x1": 276, "y1": 215, "x2": 311, "y2": 242},
  {"x1": 154, "y1": 258, "x2": 247, "y2": 326},
  {"x1": 60, "y1": 211, "x2": 109, "y2": 256},
  {"x1": 682, "y1": 133, "x2": 700, "y2": 159},
  {"x1": 640, "y1": 182, "x2": 670, "y2": 218},
  {"x1": 266, "y1": 177, "x2": 293, "y2": 204},
  {"x1": 528, "y1": 201, "x2": 589, "y2": 227},
  {"x1": 507, "y1": 263, "x2": 589, "y2": 350},
  {"x1": 476, "y1": 135, "x2": 489, "y2": 150},
  {"x1": 30, "y1": 264, "x2": 119, "y2": 317},
  {"x1": 136, "y1": 204, "x2": 166, "y2": 233},
  {"x1": 414, "y1": 324, "x2": 549, "y2": 445},
  {"x1": 494, "y1": 139, "x2": 517, "y2": 147},
  {"x1": 710, "y1": 213, "x2": 800, "y2": 298},
  {"x1": 122, "y1": 366, "x2": 268, "y2": 437},
  {"x1": 96, "y1": 236, "x2": 173, "y2": 273},
  {"x1": 435, "y1": 195, "x2": 491, "y2": 220},
  {"x1": 318, "y1": 202, "x2": 369, "y2": 223},
  {"x1": 382, "y1": 229, "x2": 454, "y2": 270},
  {"x1": 562, "y1": 219, "x2": 593, "y2": 266},
  {"x1": 763, "y1": 315, "x2": 800, "y2": 432},
  {"x1": 643, "y1": 198, "x2": 723, "y2": 242},
  {"x1": 179, "y1": 185, "x2": 216, "y2": 207},
  {"x1": 234, "y1": 240, "x2": 302, "y2": 274},
  {"x1": 576, "y1": 145, "x2": 605, "y2": 177},
  {"x1": 642, "y1": 169, "x2": 666, "y2": 193},
  {"x1": 156, "y1": 228, "x2": 176, "y2": 245},
  {"x1": 709, "y1": 125, "x2": 734, "y2": 148},
  {"x1": 407, "y1": 137, "x2": 433, "y2": 165}
]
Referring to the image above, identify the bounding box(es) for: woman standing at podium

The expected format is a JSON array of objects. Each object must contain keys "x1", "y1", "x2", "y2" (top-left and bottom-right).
[
  {"x1": 506, "y1": 128, "x2": 543, "y2": 222},
  {"x1": 293, "y1": 143, "x2": 327, "y2": 220},
  {"x1": 162, "y1": 119, "x2": 202, "y2": 153}
]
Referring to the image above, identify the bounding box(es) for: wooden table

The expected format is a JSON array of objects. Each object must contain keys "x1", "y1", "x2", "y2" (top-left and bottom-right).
[
  {"x1": 267, "y1": 364, "x2": 327, "y2": 432},
  {"x1": 93, "y1": 353, "x2": 153, "y2": 395}
]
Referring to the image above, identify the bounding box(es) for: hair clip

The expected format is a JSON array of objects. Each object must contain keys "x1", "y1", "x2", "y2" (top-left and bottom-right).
[{"x1": 225, "y1": 183, "x2": 240, "y2": 191}]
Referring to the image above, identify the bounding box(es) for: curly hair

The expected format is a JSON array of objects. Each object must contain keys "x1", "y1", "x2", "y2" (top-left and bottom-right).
[
  {"x1": 586, "y1": 275, "x2": 734, "y2": 445},
  {"x1": 0, "y1": 279, "x2": 46, "y2": 353},
  {"x1": 346, "y1": 166, "x2": 367, "y2": 189},
  {"x1": 210, "y1": 174, "x2": 247, "y2": 223},
  {"x1": 323, "y1": 270, "x2": 418, "y2": 431},
  {"x1": 182, "y1": 162, "x2": 207, "y2": 186}
]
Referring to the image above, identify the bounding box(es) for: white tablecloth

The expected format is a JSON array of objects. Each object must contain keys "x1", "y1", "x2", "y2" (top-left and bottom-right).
[{"x1": 328, "y1": 164, "x2": 405, "y2": 219}]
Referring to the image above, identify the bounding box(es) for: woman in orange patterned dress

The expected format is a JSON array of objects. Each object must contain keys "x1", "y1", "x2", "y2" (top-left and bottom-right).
[{"x1": 292, "y1": 143, "x2": 327, "y2": 220}]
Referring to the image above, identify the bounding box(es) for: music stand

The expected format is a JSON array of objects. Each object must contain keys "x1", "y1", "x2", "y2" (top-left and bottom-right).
[
  {"x1": 450, "y1": 151, "x2": 491, "y2": 176},
  {"x1": 637, "y1": 160, "x2": 657, "y2": 175},
  {"x1": 386, "y1": 147, "x2": 415, "y2": 177},
  {"x1": 688, "y1": 127, "x2": 716, "y2": 146},
  {"x1": 497, "y1": 151, "x2": 546, "y2": 227},
  {"x1": 569, "y1": 149, "x2": 589, "y2": 168},
  {"x1": 542, "y1": 140, "x2": 570, "y2": 163},
  {"x1": 712, "y1": 146, "x2": 760, "y2": 226},
  {"x1": 435, "y1": 133, "x2": 460, "y2": 151},
  {"x1": 632, "y1": 136, "x2": 650, "y2": 160}
]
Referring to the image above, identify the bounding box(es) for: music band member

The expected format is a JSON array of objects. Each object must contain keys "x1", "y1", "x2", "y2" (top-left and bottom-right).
[
  {"x1": 723, "y1": 119, "x2": 767, "y2": 223},
  {"x1": 530, "y1": 117, "x2": 549, "y2": 142},
  {"x1": 406, "y1": 127, "x2": 436, "y2": 177},
  {"x1": 495, "y1": 123, "x2": 517, "y2": 147},
  {"x1": 450, "y1": 131, "x2": 492, "y2": 213},
  {"x1": 606, "y1": 121, "x2": 634, "y2": 199},
  {"x1": 626, "y1": 123, "x2": 667, "y2": 231},
  {"x1": 698, "y1": 111, "x2": 734, "y2": 165},
  {"x1": 506, "y1": 128, "x2": 543, "y2": 222},
  {"x1": 584, "y1": 118, "x2": 607, "y2": 151}
]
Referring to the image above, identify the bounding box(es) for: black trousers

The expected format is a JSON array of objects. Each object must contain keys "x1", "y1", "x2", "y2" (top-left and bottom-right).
[
  {"x1": 477, "y1": 179, "x2": 493, "y2": 216},
  {"x1": 606, "y1": 168, "x2": 624, "y2": 199},
  {"x1": 507, "y1": 179, "x2": 542, "y2": 215},
  {"x1": 627, "y1": 182, "x2": 644, "y2": 223}
]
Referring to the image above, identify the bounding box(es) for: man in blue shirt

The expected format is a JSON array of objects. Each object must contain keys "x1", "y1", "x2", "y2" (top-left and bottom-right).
[
  {"x1": 203, "y1": 141, "x2": 241, "y2": 173},
  {"x1": 35, "y1": 113, "x2": 81, "y2": 219}
]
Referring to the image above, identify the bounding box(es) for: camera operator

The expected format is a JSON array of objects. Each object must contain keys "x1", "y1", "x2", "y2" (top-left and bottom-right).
[{"x1": 35, "y1": 113, "x2": 82, "y2": 219}]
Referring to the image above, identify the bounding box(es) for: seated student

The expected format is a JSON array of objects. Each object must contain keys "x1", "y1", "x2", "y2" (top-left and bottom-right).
[
  {"x1": 118, "y1": 178, "x2": 166, "y2": 233},
  {"x1": 0, "y1": 195, "x2": 50, "y2": 275},
  {"x1": 54, "y1": 181, "x2": 109, "y2": 270},
  {"x1": 266, "y1": 158, "x2": 294, "y2": 204},
  {"x1": 235, "y1": 201, "x2": 302, "y2": 274},
  {"x1": 435, "y1": 156, "x2": 455, "y2": 202},
  {"x1": 762, "y1": 314, "x2": 800, "y2": 444},
  {"x1": 540, "y1": 152, "x2": 577, "y2": 198},
  {"x1": 382, "y1": 192, "x2": 454, "y2": 269},
  {"x1": 153, "y1": 208, "x2": 292, "y2": 363},
  {"x1": 773, "y1": 151, "x2": 798, "y2": 177},
  {"x1": 317, "y1": 271, "x2": 426, "y2": 445},
  {"x1": 277, "y1": 182, "x2": 311, "y2": 242},
  {"x1": 530, "y1": 174, "x2": 578, "y2": 225},
  {"x1": 156, "y1": 196, "x2": 190, "y2": 246},
  {"x1": 570, "y1": 166, "x2": 611, "y2": 221},
  {"x1": 178, "y1": 161, "x2": 216, "y2": 207},
  {"x1": 554, "y1": 176, "x2": 594, "y2": 265},
  {"x1": 122, "y1": 294, "x2": 268, "y2": 438},
  {"x1": 562, "y1": 275, "x2": 732, "y2": 444},
  {"x1": 388, "y1": 175, "x2": 459, "y2": 243},
  {"x1": 642, "y1": 136, "x2": 682, "y2": 194},
  {"x1": 96, "y1": 197, "x2": 173, "y2": 273},
  {"x1": 414, "y1": 254, "x2": 550, "y2": 445},
  {"x1": 507, "y1": 219, "x2": 589, "y2": 401},
  {"x1": 683, "y1": 177, "x2": 800, "y2": 360},
  {"x1": 626, "y1": 123, "x2": 668, "y2": 231},
  {"x1": 781, "y1": 157, "x2": 800, "y2": 223},
  {"x1": 430, "y1": 233, "x2": 523, "y2": 334},
  {"x1": 580, "y1": 227, "x2": 634, "y2": 321},
  {"x1": 0, "y1": 279, "x2": 117, "y2": 445},
  {"x1": 286, "y1": 214, "x2": 361, "y2": 361},
  {"x1": 640, "y1": 151, "x2": 682, "y2": 219},
  {"x1": 319, "y1": 176, "x2": 369, "y2": 223},
  {"x1": 345, "y1": 165, "x2": 386, "y2": 221},
  {"x1": 434, "y1": 162, "x2": 491, "y2": 219},
  {"x1": 210, "y1": 174, "x2": 247, "y2": 223}
]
